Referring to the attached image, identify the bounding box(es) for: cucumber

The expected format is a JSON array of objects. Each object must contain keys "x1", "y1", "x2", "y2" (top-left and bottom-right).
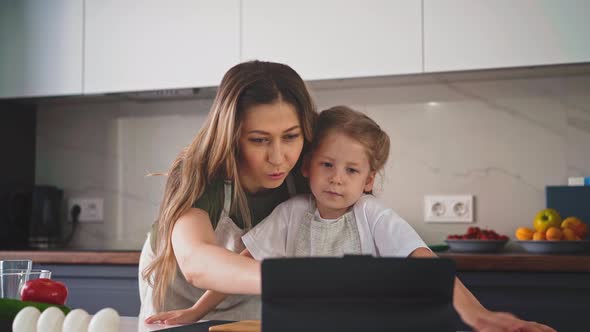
[{"x1": 0, "y1": 298, "x2": 71, "y2": 321}]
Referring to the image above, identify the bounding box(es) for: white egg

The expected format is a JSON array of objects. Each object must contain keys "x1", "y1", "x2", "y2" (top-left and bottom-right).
[
  {"x1": 88, "y1": 307, "x2": 120, "y2": 332},
  {"x1": 63, "y1": 308, "x2": 90, "y2": 332},
  {"x1": 36, "y1": 306, "x2": 64, "y2": 332},
  {"x1": 12, "y1": 306, "x2": 41, "y2": 332}
]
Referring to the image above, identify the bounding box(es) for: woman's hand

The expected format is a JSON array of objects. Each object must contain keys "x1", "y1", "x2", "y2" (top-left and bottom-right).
[
  {"x1": 409, "y1": 248, "x2": 555, "y2": 332},
  {"x1": 467, "y1": 307, "x2": 556, "y2": 332},
  {"x1": 144, "y1": 307, "x2": 203, "y2": 325}
]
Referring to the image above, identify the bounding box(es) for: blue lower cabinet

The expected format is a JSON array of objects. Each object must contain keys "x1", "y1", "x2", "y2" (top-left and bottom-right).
[
  {"x1": 457, "y1": 272, "x2": 590, "y2": 332},
  {"x1": 34, "y1": 264, "x2": 140, "y2": 316}
]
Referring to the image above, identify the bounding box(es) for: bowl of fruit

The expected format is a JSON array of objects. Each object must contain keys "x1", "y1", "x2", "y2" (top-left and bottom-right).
[
  {"x1": 445, "y1": 227, "x2": 509, "y2": 253},
  {"x1": 515, "y1": 209, "x2": 588, "y2": 254}
]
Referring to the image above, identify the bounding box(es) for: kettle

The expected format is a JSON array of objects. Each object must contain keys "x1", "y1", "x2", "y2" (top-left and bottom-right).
[{"x1": 28, "y1": 185, "x2": 64, "y2": 249}]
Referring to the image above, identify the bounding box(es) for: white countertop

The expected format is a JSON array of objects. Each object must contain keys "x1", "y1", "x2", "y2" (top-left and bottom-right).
[
  {"x1": 122, "y1": 317, "x2": 472, "y2": 332},
  {"x1": 120, "y1": 316, "x2": 185, "y2": 332}
]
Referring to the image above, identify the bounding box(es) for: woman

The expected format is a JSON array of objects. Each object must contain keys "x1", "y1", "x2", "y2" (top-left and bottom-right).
[{"x1": 139, "y1": 60, "x2": 317, "y2": 320}]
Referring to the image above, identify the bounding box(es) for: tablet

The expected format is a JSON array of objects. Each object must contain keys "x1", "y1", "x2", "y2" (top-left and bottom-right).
[{"x1": 261, "y1": 256, "x2": 457, "y2": 332}]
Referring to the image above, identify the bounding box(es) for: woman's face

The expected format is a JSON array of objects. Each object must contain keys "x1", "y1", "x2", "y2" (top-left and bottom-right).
[{"x1": 238, "y1": 100, "x2": 304, "y2": 193}]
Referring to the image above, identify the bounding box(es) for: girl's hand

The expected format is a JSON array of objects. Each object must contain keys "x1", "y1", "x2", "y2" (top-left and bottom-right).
[
  {"x1": 144, "y1": 307, "x2": 203, "y2": 325},
  {"x1": 469, "y1": 308, "x2": 556, "y2": 332}
]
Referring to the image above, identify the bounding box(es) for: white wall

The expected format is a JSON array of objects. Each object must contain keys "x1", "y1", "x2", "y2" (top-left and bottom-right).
[{"x1": 35, "y1": 71, "x2": 590, "y2": 249}]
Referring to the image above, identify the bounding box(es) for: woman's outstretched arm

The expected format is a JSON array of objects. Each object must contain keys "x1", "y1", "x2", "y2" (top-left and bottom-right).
[{"x1": 171, "y1": 208, "x2": 261, "y2": 294}]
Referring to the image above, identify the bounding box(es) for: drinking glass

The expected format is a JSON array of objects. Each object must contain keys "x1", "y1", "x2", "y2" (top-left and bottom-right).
[
  {"x1": 0, "y1": 269, "x2": 51, "y2": 299},
  {"x1": 0, "y1": 259, "x2": 32, "y2": 271}
]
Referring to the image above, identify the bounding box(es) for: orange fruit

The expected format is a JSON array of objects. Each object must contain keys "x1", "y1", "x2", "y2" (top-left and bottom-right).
[
  {"x1": 561, "y1": 217, "x2": 588, "y2": 238},
  {"x1": 562, "y1": 228, "x2": 578, "y2": 241},
  {"x1": 546, "y1": 227, "x2": 562, "y2": 241},
  {"x1": 532, "y1": 231, "x2": 545, "y2": 241},
  {"x1": 515, "y1": 227, "x2": 534, "y2": 240}
]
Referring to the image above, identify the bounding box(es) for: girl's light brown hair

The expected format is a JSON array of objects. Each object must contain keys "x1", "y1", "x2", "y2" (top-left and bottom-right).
[
  {"x1": 143, "y1": 61, "x2": 316, "y2": 310},
  {"x1": 311, "y1": 106, "x2": 390, "y2": 188}
]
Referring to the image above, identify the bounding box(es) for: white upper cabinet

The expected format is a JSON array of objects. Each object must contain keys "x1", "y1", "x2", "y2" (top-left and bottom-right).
[
  {"x1": 6, "y1": 1, "x2": 589, "y2": 99},
  {"x1": 241, "y1": 0, "x2": 422, "y2": 80},
  {"x1": 84, "y1": 0, "x2": 240, "y2": 94},
  {"x1": 0, "y1": 0, "x2": 83, "y2": 98},
  {"x1": 424, "y1": 0, "x2": 590, "y2": 72}
]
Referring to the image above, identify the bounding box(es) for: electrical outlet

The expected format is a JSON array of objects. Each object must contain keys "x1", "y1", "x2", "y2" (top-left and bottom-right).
[
  {"x1": 68, "y1": 198, "x2": 104, "y2": 223},
  {"x1": 424, "y1": 195, "x2": 474, "y2": 223}
]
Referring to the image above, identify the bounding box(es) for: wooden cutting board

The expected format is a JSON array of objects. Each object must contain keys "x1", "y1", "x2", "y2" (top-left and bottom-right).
[{"x1": 209, "y1": 320, "x2": 261, "y2": 332}]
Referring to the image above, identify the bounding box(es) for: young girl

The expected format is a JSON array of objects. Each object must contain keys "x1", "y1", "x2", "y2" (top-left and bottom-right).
[
  {"x1": 242, "y1": 105, "x2": 422, "y2": 260},
  {"x1": 139, "y1": 60, "x2": 317, "y2": 321},
  {"x1": 146, "y1": 106, "x2": 555, "y2": 332}
]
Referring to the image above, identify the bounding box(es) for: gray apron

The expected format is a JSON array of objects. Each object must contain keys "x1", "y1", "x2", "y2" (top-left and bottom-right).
[
  {"x1": 139, "y1": 176, "x2": 296, "y2": 320},
  {"x1": 292, "y1": 197, "x2": 362, "y2": 257}
]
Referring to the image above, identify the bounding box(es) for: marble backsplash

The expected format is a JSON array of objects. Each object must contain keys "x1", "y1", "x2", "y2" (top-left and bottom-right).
[{"x1": 35, "y1": 69, "x2": 590, "y2": 250}]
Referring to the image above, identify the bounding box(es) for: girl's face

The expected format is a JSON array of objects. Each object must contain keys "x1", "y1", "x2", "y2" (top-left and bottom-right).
[
  {"x1": 238, "y1": 100, "x2": 304, "y2": 193},
  {"x1": 303, "y1": 132, "x2": 375, "y2": 219}
]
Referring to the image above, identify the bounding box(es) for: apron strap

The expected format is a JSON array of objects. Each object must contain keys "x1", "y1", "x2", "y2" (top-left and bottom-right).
[
  {"x1": 307, "y1": 194, "x2": 317, "y2": 215},
  {"x1": 223, "y1": 180, "x2": 232, "y2": 215}
]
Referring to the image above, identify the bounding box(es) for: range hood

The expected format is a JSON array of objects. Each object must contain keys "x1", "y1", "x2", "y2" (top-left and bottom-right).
[{"x1": 111, "y1": 87, "x2": 217, "y2": 101}]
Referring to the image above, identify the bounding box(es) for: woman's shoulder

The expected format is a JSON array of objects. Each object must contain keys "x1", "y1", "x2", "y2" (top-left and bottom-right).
[
  {"x1": 192, "y1": 178, "x2": 225, "y2": 225},
  {"x1": 193, "y1": 178, "x2": 224, "y2": 204}
]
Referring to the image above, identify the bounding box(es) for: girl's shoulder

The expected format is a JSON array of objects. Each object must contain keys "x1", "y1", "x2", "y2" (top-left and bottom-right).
[
  {"x1": 278, "y1": 193, "x2": 314, "y2": 212},
  {"x1": 353, "y1": 194, "x2": 404, "y2": 224},
  {"x1": 353, "y1": 194, "x2": 388, "y2": 213}
]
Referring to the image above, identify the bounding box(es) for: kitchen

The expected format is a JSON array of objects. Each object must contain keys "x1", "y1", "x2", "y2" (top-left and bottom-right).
[{"x1": 1, "y1": 1, "x2": 590, "y2": 331}]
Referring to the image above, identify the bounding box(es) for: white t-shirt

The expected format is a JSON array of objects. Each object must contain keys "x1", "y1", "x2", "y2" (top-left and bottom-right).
[{"x1": 242, "y1": 194, "x2": 427, "y2": 260}]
